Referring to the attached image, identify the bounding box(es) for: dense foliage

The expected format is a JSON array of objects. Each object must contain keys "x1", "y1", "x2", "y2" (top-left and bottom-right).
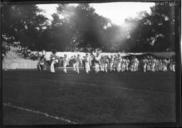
[{"x1": 1, "y1": 3, "x2": 177, "y2": 52}]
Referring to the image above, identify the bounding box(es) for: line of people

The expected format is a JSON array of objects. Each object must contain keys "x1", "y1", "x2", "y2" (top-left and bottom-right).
[{"x1": 37, "y1": 50, "x2": 176, "y2": 73}]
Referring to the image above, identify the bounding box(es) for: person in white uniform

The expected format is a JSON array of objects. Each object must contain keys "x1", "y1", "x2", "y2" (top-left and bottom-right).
[
  {"x1": 109, "y1": 55, "x2": 114, "y2": 72},
  {"x1": 100, "y1": 56, "x2": 105, "y2": 72},
  {"x1": 75, "y1": 54, "x2": 81, "y2": 74},
  {"x1": 94, "y1": 53, "x2": 101, "y2": 73},
  {"x1": 116, "y1": 55, "x2": 122, "y2": 72},
  {"x1": 72, "y1": 55, "x2": 77, "y2": 72},
  {"x1": 50, "y1": 50, "x2": 59, "y2": 73},
  {"x1": 104, "y1": 56, "x2": 109, "y2": 73},
  {"x1": 63, "y1": 54, "x2": 69, "y2": 73},
  {"x1": 85, "y1": 53, "x2": 91, "y2": 74}
]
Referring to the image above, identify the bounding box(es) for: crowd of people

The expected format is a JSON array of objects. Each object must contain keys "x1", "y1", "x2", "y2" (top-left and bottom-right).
[{"x1": 37, "y1": 50, "x2": 176, "y2": 73}]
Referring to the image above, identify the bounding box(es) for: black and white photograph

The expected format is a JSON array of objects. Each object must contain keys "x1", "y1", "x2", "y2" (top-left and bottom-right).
[{"x1": 1, "y1": 0, "x2": 181, "y2": 126}]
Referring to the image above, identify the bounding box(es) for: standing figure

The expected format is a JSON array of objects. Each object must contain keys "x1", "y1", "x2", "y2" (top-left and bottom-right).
[
  {"x1": 75, "y1": 54, "x2": 82, "y2": 74},
  {"x1": 134, "y1": 58, "x2": 139, "y2": 71},
  {"x1": 109, "y1": 55, "x2": 114, "y2": 72},
  {"x1": 100, "y1": 56, "x2": 105, "y2": 72},
  {"x1": 104, "y1": 56, "x2": 109, "y2": 73},
  {"x1": 151, "y1": 58, "x2": 156, "y2": 72},
  {"x1": 63, "y1": 54, "x2": 69, "y2": 73},
  {"x1": 121, "y1": 58, "x2": 125, "y2": 72},
  {"x1": 170, "y1": 59, "x2": 175, "y2": 72},
  {"x1": 143, "y1": 58, "x2": 148, "y2": 72},
  {"x1": 116, "y1": 55, "x2": 122, "y2": 72},
  {"x1": 94, "y1": 53, "x2": 101, "y2": 73},
  {"x1": 90, "y1": 53, "x2": 95, "y2": 71},
  {"x1": 162, "y1": 59, "x2": 168, "y2": 72},
  {"x1": 43, "y1": 51, "x2": 51, "y2": 70},
  {"x1": 72, "y1": 55, "x2": 77, "y2": 72},
  {"x1": 85, "y1": 53, "x2": 91, "y2": 74},
  {"x1": 37, "y1": 55, "x2": 46, "y2": 71},
  {"x1": 50, "y1": 50, "x2": 58, "y2": 73},
  {"x1": 113, "y1": 55, "x2": 118, "y2": 72},
  {"x1": 130, "y1": 57, "x2": 135, "y2": 72},
  {"x1": 37, "y1": 50, "x2": 46, "y2": 71}
]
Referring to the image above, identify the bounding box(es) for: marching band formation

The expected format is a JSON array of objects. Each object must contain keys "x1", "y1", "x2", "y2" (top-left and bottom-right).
[{"x1": 37, "y1": 50, "x2": 176, "y2": 73}]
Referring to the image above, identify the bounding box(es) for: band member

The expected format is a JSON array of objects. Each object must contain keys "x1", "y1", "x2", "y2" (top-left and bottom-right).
[
  {"x1": 104, "y1": 56, "x2": 109, "y2": 72},
  {"x1": 130, "y1": 57, "x2": 135, "y2": 72},
  {"x1": 151, "y1": 58, "x2": 156, "y2": 72},
  {"x1": 142, "y1": 57, "x2": 148, "y2": 72},
  {"x1": 121, "y1": 58, "x2": 126, "y2": 72},
  {"x1": 37, "y1": 55, "x2": 46, "y2": 71},
  {"x1": 94, "y1": 52, "x2": 101, "y2": 73},
  {"x1": 75, "y1": 54, "x2": 81, "y2": 74},
  {"x1": 169, "y1": 59, "x2": 175, "y2": 72},
  {"x1": 134, "y1": 58, "x2": 139, "y2": 71},
  {"x1": 125, "y1": 58, "x2": 130, "y2": 71},
  {"x1": 100, "y1": 56, "x2": 105, "y2": 72},
  {"x1": 44, "y1": 51, "x2": 51, "y2": 69},
  {"x1": 72, "y1": 55, "x2": 77, "y2": 72},
  {"x1": 50, "y1": 50, "x2": 59, "y2": 73},
  {"x1": 162, "y1": 59, "x2": 168, "y2": 72},
  {"x1": 109, "y1": 55, "x2": 114, "y2": 72},
  {"x1": 90, "y1": 53, "x2": 95, "y2": 71},
  {"x1": 113, "y1": 55, "x2": 118, "y2": 71},
  {"x1": 85, "y1": 53, "x2": 91, "y2": 74},
  {"x1": 116, "y1": 54, "x2": 122, "y2": 72},
  {"x1": 63, "y1": 54, "x2": 69, "y2": 73}
]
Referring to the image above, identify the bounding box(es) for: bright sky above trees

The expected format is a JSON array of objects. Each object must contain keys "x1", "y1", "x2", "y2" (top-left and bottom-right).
[{"x1": 37, "y1": 2, "x2": 155, "y2": 26}]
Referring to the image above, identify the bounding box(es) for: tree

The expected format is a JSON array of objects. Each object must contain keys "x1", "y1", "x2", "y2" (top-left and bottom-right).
[
  {"x1": 126, "y1": 2, "x2": 176, "y2": 52},
  {"x1": 2, "y1": 3, "x2": 175, "y2": 52},
  {"x1": 59, "y1": 4, "x2": 110, "y2": 50},
  {"x1": 40, "y1": 4, "x2": 111, "y2": 51},
  {"x1": 1, "y1": 3, "x2": 48, "y2": 50}
]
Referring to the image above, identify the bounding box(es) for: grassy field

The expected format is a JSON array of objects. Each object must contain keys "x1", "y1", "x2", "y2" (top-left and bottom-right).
[{"x1": 2, "y1": 70, "x2": 176, "y2": 125}]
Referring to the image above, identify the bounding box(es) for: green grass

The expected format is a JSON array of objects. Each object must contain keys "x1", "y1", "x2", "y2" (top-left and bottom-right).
[{"x1": 2, "y1": 70, "x2": 176, "y2": 125}]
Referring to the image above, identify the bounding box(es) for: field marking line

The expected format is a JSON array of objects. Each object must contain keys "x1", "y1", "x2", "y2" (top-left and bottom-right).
[{"x1": 3, "y1": 102, "x2": 78, "y2": 124}]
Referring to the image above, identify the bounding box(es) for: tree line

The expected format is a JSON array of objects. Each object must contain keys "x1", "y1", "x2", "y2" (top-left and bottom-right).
[{"x1": 1, "y1": 3, "x2": 176, "y2": 52}]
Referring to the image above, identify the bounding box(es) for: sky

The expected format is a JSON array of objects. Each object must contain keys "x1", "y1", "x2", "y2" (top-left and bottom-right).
[{"x1": 37, "y1": 2, "x2": 155, "y2": 26}]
